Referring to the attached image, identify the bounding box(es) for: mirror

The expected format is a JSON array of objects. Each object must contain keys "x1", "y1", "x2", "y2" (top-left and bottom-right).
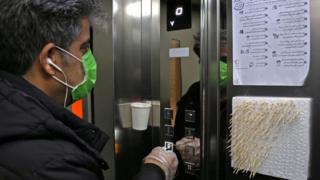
[
  {"x1": 160, "y1": 0, "x2": 227, "y2": 179},
  {"x1": 160, "y1": 0, "x2": 201, "y2": 179}
]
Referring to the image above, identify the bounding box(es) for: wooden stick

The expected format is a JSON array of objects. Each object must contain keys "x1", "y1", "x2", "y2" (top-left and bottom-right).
[{"x1": 169, "y1": 39, "x2": 182, "y2": 126}]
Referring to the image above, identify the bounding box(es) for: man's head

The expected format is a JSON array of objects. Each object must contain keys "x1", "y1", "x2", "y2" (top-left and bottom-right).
[
  {"x1": 0, "y1": 0, "x2": 104, "y2": 105},
  {"x1": 193, "y1": 30, "x2": 228, "y2": 59}
]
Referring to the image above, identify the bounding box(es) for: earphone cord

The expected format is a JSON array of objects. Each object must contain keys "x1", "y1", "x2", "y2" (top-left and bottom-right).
[
  {"x1": 52, "y1": 71, "x2": 69, "y2": 107},
  {"x1": 62, "y1": 70, "x2": 69, "y2": 108}
]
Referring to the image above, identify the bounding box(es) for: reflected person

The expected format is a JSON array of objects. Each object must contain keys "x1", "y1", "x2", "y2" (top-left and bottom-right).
[{"x1": 173, "y1": 32, "x2": 228, "y2": 180}]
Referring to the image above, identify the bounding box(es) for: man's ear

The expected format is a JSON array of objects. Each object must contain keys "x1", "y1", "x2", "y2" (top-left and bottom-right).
[{"x1": 38, "y1": 43, "x2": 58, "y2": 75}]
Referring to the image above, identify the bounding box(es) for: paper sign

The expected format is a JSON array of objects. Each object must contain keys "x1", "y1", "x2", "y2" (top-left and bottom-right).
[
  {"x1": 169, "y1": 47, "x2": 190, "y2": 58},
  {"x1": 233, "y1": 0, "x2": 310, "y2": 86}
]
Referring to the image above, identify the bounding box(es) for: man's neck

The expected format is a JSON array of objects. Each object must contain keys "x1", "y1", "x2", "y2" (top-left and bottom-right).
[{"x1": 23, "y1": 69, "x2": 65, "y2": 106}]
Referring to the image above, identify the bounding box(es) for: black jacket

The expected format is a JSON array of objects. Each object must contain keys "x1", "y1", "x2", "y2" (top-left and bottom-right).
[
  {"x1": 173, "y1": 81, "x2": 201, "y2": 143},
  {"x1": 0, "y1": 71, "x2": 164, "y2": 180},
  {"x1": 173, "y1": 81, "x2": 200, "y2": 180},
  {"x1": 173, "y1": 81, "x2": 227, "y2": 180}
]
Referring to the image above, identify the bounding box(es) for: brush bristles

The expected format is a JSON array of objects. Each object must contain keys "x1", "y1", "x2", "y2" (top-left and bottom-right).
[{"x1": 229, "y1": 100, "x2": 301, "y2": 178}]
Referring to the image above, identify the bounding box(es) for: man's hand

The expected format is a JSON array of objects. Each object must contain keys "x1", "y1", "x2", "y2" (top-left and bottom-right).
[
  {"x1": 144, "y1": 147, "x2": 178, "y2": 180},
  {"x1": 175, "y1": 137, "x2": 200, "y2": 166}
]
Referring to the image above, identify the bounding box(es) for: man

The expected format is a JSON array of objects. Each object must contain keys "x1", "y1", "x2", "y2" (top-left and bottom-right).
[
  {"x1": 173, "y1": 31, "x2": 228, "y2": 180},
  {"x1": 0, "y1": 0, "x2": 177, "y2": 179}
]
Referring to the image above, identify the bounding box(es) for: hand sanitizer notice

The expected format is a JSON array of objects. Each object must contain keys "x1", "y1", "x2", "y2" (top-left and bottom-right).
[{"x1": 232, "y1": 0, "x2": 310, "y2": 86}]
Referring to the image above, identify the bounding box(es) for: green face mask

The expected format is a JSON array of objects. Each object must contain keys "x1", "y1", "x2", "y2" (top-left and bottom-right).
[
  {"x1": 71, "y1": 49, "x2": 97, "y2": 101},
  {"x1": 49, "y1": 46, "x2": 97, "y2": 106}
]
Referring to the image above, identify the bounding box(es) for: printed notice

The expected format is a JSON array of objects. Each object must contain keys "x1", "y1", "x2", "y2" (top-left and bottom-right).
[{"x1": 233, "y1": 0, "x2": 310, "y2": 86}]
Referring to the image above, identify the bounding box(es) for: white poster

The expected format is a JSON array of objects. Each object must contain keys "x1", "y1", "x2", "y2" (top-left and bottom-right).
[{"x1": 232, "y1": 0, "x2": 310, "y2": 86}]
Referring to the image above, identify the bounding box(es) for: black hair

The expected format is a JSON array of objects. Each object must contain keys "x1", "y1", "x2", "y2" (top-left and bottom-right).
[
  {"x1": 0, "y1": 0, "x2": 104, "y2": 75},
  {"x1": 193, "y1": 32, "x2": 201, "y2": 58}
]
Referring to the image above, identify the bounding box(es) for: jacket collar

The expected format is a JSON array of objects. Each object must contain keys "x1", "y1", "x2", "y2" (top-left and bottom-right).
[{"x1": 0, "y1": 70, "x2": 109, "y2": 169}]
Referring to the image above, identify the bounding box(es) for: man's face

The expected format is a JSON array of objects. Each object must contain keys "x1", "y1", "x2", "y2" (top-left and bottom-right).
[{"x1": 61, "y1": 18, "x2": 91, "y2": 88}]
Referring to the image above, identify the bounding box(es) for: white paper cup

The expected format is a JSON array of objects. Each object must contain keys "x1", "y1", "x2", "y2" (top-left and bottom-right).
[
  {"x1": 118, "y1": 102, "x2": 132, "y2": 128},
  {"x1": 131, "y1": 102, "x2": 152, "y2": 130}
]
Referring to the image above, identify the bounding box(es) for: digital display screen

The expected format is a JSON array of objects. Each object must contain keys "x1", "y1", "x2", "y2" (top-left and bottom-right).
[{"x1": 167, "y1": 0, "x2": 192, "y2": 31}]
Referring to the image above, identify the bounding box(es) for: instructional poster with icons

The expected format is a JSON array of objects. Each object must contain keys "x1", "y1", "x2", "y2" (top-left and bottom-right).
[{"x1": 232, "y1": 0, "x2": 310, "y2": 86}]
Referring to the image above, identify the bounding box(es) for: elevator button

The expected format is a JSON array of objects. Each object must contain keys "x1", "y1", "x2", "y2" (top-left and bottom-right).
[
  {"x1": 185, "y1": 109, "x2": 196, "y2": 123},
  {"x1": 184, "y1": 162, "x2": 196, "y2": 172},
  {"x1": 185, "y1": 127, "x2": 196, "y2": 137},
  {"x1": 164, "y1": 108, "x2": 173, "y2": 120},
  {"x1": 164, "y1": 141, "x2": 174, "y2": 152},
  {"x1": 164, "y1": 124, "x2": 174, "y2": 138}
]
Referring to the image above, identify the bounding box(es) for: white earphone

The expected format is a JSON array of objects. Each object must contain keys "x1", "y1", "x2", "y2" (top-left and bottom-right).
[
  {"x1": 46, "y1": 57, "x2": 70, "y2": 107},
  {"x1": 46, "y1": 58, "x2": 63, "y2": 72}
]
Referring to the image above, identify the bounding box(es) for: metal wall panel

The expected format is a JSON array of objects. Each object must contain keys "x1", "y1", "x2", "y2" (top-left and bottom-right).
[
  {"x1": 150, "y1": 0, "x2": 161, "y2": 146},
  {"x1": 224, "y1": 0, "x2": 320, "y2": 179},
  {"x1": 92, "y1": 0, "x2": 115, "y2": 179},
  {"x1": 112, "y1": 0, "x2": 160, "y2": 179},
  {"x1": 200, "y1": 0, "x2": 221, "y2": 180}
]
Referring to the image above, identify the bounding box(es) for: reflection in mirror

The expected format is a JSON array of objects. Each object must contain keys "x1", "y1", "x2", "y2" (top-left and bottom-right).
[
  {"x1": 160, "y1": 0, "x2": 201, "y2": 179},
  {"x1": 160, "y1": 0, "x2": 228, "y2": 179}
]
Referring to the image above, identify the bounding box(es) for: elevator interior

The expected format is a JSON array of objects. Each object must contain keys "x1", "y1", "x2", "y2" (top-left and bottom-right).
[{"x1": 88, "y1": 0, "x2": 320, "y2": 180}]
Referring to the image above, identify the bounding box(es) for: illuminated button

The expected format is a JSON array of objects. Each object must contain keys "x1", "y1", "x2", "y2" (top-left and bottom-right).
[{"x1": 185, "y1": 109, "x2": 196, "y2": 123}]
